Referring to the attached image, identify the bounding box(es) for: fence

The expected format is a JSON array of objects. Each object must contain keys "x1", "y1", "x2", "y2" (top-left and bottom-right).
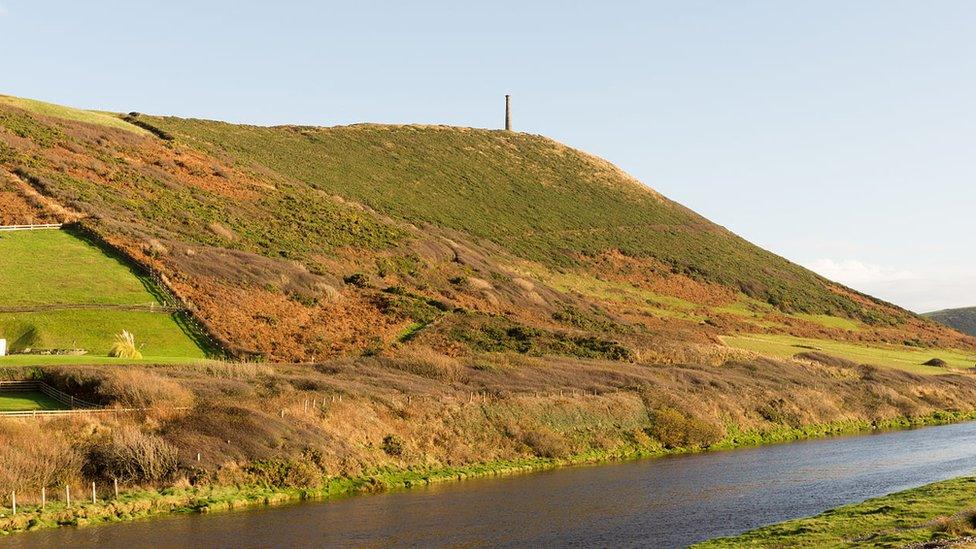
[
  {"x1": 4, "y1": 479, "x2": 123, "y2": 514},
  {"x1": 0, "y1": 223, "x2": 63, "y2": 231},
  {"x1": 0, "y1": 380, "x2": 102, "y2": 416}
]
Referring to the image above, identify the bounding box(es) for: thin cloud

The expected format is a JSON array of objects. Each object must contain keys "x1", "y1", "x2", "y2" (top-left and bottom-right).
[
  {"x1": 0, "y1": 5, "x2": 7, "y2": 16},
  {"x1": 806, "y1": 258, "x2": 916, "y2": 285}
]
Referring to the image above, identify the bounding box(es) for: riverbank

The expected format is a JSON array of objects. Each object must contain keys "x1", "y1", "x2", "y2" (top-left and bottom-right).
[
  {"x1": 4, "y1": 408, "x2": 976, "y2": 538},
  {"x1": 695, "y1": 475, "x2": 976, "y2": 547}
]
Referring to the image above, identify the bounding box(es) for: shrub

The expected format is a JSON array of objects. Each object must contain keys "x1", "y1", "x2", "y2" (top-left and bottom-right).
[
  {"x1": 520, "y1": 426, "x2": 572, "y2": 459},
  {"x1": 0, "y1": 423, "x2": 83, "y2": 493},
  {"x1": 650, "y1": 407, "x2": 724, "y2": 449},
  {"x1": 382, "y1": 434, "x2": 404, "y2": 456},
  {"x1": 343, "y1": 272, "x2": 370, "y2": 288},
  {"x1": 43, "y1": 366, "x2": 194, "y2": 409},
  {"x1": 245, "y1": 454, "x2": 326, "y2": 489},
  {"x1": 85, "y1": 427, "x2": 179, "y2": 483}
]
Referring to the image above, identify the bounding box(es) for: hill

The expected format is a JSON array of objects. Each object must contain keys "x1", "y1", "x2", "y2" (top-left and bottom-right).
[
  {"x1": 0, "y1": 94, "x2": 970, "y2": 364},
  {"x1": 6, "y1": 94, "x2": 976, "y2": 534},
  {"x1": 925, "y1": 307, "x2": 976, "y2": 337}
]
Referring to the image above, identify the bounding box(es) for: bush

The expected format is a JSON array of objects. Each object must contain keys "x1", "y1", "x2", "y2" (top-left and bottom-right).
[
  {"x1": 44, "y1": 366, "x2": 194, "y2": 409},
  {"x1": 0, "y1": 423, "x2": 83, "y2": 493},
  {"x1": 382, "y1": 434, "x2": 404, "y2": 456},
  {"x1": 85, "y1": 427, "x2": 179, "y2": 483},
  {"x1": 520, "y1": 426, "x2": 572, "y2": 459},
  {"x1": 651, "y1": 407, "x2": 724, "y2": 449}
]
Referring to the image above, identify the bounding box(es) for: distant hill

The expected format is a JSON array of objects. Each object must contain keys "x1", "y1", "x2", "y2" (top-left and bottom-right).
[
  {"x1": 0, "y1": 94, "x2": 971, "y2": 361},
  {"x1": 925, "y1": 307, "x2": 976, "y2": 337}
]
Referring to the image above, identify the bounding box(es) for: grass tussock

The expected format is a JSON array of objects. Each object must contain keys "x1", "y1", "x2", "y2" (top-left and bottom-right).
[
  {"x1": 389, "y1": 346, "x2": 465, "y2": 382},
  {"x1": 109, "y1": 330, "x2": 143, "y2": 359}
]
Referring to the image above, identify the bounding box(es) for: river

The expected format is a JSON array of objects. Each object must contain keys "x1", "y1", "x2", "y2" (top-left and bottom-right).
[{"x1": 6, "y1": 421, "x2": 976, "y2": 548}]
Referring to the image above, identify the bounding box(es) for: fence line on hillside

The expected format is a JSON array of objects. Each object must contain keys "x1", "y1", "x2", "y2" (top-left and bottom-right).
[
  {"x1": 0, "y1": 223, "x2": 63, "y2": 231},
  {"x1": 0, "y1": 303, "x2": 184, "y2": 314},
  {"x1": 0, "y1": 380, "x2": 100, "y2": 412},
  {"x1": 0, "y1": 380, "x2": 193, "y2": 418}
]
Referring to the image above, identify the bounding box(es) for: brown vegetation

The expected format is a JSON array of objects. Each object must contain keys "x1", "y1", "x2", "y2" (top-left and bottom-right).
[{"x1": 4, "y1": 351, "x2": 976, "y2": 500}]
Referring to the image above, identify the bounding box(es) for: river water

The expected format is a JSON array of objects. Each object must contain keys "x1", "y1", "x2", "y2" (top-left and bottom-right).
[{"x1": 6, "y1": 421, "x2": 976, "y2": 548}]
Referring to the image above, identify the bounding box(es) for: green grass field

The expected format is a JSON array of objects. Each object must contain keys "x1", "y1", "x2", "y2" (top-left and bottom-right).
[
  {"x1": 695, "y1": 476, "x2": 976, "y2": 547},
  {"x1": 0, "y1": 310, "x2": 207, "y2": 358},
  {"x1": 0, "y1": 230, "x2": 208, "y2": 360},
  {"x1": 0, "y1": 230, "x2": 160, "y2": 306},
  {"x1": 0, "y1": 391, "x2": 65, "y2": 411},
  {"x1": 722, "y1": 334, "x2": 976, "y2": 375}
]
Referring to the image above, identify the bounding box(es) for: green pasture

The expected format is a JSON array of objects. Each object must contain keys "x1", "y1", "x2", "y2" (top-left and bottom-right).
[
  {"x1": 0, "y1": 391, "x2": 65, "y2": 411},
  {"x1": 722, "y1": 334, "x2": 976, "y2": 375},
  {"x1": 0, "y1": 230, "x2": 161, "y2": 307},
  {"x1": 0, "y1": 230, "x2": 209, "y2": 359}
]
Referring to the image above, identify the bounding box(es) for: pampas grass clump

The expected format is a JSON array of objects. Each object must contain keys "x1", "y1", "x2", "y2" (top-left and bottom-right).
[{"x1": 109, "y1": 330, "x2": 143, "y2": 359}]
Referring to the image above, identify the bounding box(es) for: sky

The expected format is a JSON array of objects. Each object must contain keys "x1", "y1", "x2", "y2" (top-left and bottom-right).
[{"x1": 1, "y1": 1, "x2": 974, "y2": 313}]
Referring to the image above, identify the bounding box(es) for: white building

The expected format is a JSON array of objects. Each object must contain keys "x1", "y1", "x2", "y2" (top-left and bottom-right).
[{"x1": 0, "y1": 338, "x2": 6, "y2": 356}]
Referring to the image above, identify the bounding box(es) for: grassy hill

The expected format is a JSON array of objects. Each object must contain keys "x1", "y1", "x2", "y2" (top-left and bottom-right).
[
  {"x1": 0, "y1": 94, "x2": 971, "y2": 364},
  {"x1": 925, "y1": 307, "x2": 976, "y2": 337}
]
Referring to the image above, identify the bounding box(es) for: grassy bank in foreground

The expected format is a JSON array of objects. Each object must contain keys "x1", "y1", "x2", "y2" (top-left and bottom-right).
[
  {"x1": 695, "y1": 476, "x2": 976, "y2": 548},
  {"x1": 2, "y1": 409, "x2": 975, "y2": 537}
]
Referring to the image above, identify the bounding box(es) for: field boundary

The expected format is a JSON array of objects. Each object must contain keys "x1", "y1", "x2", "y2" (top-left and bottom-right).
[
  {"x1": 0, "y1": 223, "x2": 63, "y2": 231},
  {"x1": 0, "y1": 380, "x2": 190, "y2": 418},
  {"x1": 0, "y1": 303, "x2": 184, "y2": 314},
  {"x1": 0, "y1": 380, "x2": 100, "y2": 414}
]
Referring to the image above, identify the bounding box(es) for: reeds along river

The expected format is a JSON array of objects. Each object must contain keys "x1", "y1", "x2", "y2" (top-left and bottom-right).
[{"x1": 7, "y1": 421, "x2": 976, "y2": 548}]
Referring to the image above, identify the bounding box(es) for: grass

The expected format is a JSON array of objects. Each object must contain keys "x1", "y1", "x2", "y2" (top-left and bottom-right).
[
  {"x1": 0, "y1": 230, "x2": 207, "y2": 358},
  {"x1": 723, "y1": 334, "x2": 976, "y2": 375},
  {"x1": 0, "y1": 390, "x2": 65, "y2": 411},
  {"x1": 0, "y1": 310, "x2": 207, "y2": 358},
  {"x1": 136, "y1": 115, "x2": 894, "y2": 322},
  {"x1": 794, "y1": 313, "x2": 862, "y2": 331},
  {"x1": 514, "y1": 262, "x2": 704, "y2": 321},
  {"x1": 0, "y1": 355, "x2": 209, "y2": 366},
  {"x1": 0, "y1": 95, "x2": 148, "y2": 135},
  {"x1": 0, "y1": 230, "x2": 161, "y2": 307},
  {"x1": 695, "y1": 476, "x2": 976, "y2": 548}
]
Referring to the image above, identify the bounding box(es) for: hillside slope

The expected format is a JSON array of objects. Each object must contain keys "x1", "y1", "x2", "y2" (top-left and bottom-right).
[
  {"x1": 926, "y1": 307, "x2": 976, "y2": 337},
  {"x1": 0, "y1": 95, "x2": 971, "y2": 362}
]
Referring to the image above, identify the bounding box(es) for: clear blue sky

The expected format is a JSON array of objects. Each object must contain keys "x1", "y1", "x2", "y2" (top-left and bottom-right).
[{"x1": 2, "y1": 1, "x2": 974, "y2": 312}]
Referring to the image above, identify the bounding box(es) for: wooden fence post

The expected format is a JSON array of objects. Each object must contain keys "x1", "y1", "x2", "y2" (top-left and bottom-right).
[
  {"x1": 11, "y1": 491, "x2": 15, "y2": 515},
  {"x1": 114, "y1": 478, "x2": 119, "y2": 500},
  {"x1": 41, "y1": 487, "x2": 46, "y2": 510},
  {"x1": 91, "y1": 482, "x2": 96, "y2": 504},
  {"x1": 66, "y1": 485, "x2": 71, "y2": 508}
]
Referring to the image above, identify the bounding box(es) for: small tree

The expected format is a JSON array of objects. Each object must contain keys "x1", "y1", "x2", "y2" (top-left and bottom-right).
[{"x1": 109, "y1": 330, "x2": 143, "y2": 359}]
